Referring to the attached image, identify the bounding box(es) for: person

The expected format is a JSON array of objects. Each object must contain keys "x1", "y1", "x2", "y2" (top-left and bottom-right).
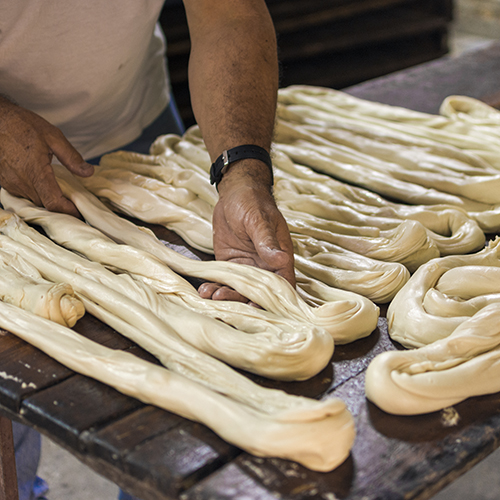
[{"x1": 1, "y1": 1, "x2": 296, "y2": 499}]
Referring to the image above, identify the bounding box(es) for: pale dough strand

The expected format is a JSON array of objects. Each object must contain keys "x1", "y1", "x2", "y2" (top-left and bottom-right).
[
  {"x1": 51, "y1": 165, "x2": 379, "y2": 341},
  {"x1": 276, "y1": 87, "x2": 500, "y2": 231},
  {"x1": 365, "y1": 303, "x2": 500, "y2": 415},
  {"x1": 0, "y1": 204, "x2": 339, "y2": 381},
  {"x1": 283, "y1": 210, "x2": 438, "y2": 273},
  {"x1": 277, "y1": 86, "x2": 500, "y2": 167},
  {"x1": 0, "y1": 212, "x2": 341, "y2": 416},
  {"x1": 81, "y1": 169, "x2": 213, "y2": 253},
  {"x1": 100, "y1": 150, "x2": 218, "y2": 206},
  {"x1": 270, "y1": 149, "x2": 485, "y2": 255},
  {"x1": 387, "y1": 238, "x2": 500, "y2": 349},
  {"x1": 2, "y1": 193, "x2": 342, "y2": 374},
  {"x1": 292, "y1": 235, "x2": 409, "y2": 304},
  {"x1": 0, "y1": 249, "x2": 84, "y2": 327},
  {"x1": 0, "y1": 300, "x2": 355, "y2": 471}
]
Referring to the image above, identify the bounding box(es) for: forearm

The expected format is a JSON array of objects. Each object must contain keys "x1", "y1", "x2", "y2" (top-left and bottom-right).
[
  {"x1": 182, "y1": 1, "x2": 294, "y2": 296},
  {"x1": 183, "y1": 0, "x2": 279, "y2": 184}
]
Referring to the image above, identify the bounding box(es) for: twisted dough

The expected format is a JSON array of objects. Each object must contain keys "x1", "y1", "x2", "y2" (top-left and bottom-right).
[{"x1": 366, "y1": 238, "x2": 500, "y2": 414}]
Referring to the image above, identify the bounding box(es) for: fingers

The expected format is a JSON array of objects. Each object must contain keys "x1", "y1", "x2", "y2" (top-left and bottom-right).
[
  {"x1": 46, "y1": 127, "x2": 94, "y2": 178},
  {"x1": 35, "y1": 163, "x2": 82, "y2": 218},
  {"x1": 38, "y1": 124, "x2": 91, "y2": 216},
  {"x1": 198, "y1": 282, "x2": 250, "y2": 303}
]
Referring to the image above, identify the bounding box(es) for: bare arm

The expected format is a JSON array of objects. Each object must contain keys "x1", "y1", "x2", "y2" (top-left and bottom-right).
[{"x1": 183, "y1": 0, "x2": 295, "y2": 301}]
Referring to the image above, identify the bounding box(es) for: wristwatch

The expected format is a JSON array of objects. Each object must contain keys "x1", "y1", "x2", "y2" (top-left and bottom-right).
[{"x1": 210, "y1": 144, "x2": 274, "y2": 189}]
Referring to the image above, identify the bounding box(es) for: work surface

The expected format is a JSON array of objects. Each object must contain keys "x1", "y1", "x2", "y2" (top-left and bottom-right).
[{"x1": 3, "y1": 42, "x2": 500, "y2": 500}]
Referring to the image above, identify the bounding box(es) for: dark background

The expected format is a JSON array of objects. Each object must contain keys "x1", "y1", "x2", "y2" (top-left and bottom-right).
[{"x1": 160, "y1": 0, "x2": 453, "y2": 127}]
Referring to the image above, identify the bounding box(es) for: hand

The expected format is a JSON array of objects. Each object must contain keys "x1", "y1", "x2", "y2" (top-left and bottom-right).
[
  {"x1": 0, "y1": 97, "x2": 94, "y2": 217},
  {"x1": 198, "y1": 160, "x2": 295, "y2": 303}
]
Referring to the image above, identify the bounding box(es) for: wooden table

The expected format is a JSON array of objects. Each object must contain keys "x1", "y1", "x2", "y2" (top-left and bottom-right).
[{"x1": 2, "y1": 41, "x2": 500, "y2": 500}]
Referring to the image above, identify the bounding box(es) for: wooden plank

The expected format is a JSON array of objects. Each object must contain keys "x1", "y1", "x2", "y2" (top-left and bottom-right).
[
  {"x1": 20, "y1": 375, "x2": 143, "y2": 449},
  {"x1": 0, "y1": 415, "x2": 18, "y2": 500},
  {"x1": 84, "y1": 406, "x2": 185, "y2": 463},
  {"x1": 83, "y1": 404, "x2": 241, "y2": 498},
  {"x1": 123, "y1": 422, "x2": 240, "y2": 496},
  {"x1": 0, "y1": 329, "x2": 72, "y2": 413}
]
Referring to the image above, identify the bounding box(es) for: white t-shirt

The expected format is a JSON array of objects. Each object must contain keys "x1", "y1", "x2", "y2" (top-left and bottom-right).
[{"x1": 0, "y1": 1, "x2": 169, "y2": 159}]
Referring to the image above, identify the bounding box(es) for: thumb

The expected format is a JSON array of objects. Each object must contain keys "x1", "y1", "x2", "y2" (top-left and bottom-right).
[
  {"x1": 252, "y1": 223, "x2": 292, "y2": 268},
  {"x1": 248, "y1": 217, "x2": 296, "y2": 287},
  {"x1": 46, "y1": 128, "x2": 94, "y2": 177}
]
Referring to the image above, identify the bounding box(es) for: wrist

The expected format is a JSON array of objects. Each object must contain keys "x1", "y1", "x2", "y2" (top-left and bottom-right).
[
  {"x1": 210, "y1": 145, "x2": 273, "y2": 191},
  {"x1": 216, "y1": 157, "x2": 274, "y2": 195}
]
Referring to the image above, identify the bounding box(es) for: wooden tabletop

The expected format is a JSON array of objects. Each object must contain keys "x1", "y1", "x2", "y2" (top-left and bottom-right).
[{"x1": 3, "y1": 41, "x2": 500, "y2": 500}]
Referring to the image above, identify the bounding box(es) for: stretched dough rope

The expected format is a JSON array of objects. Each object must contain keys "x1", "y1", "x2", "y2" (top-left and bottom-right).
[
  {"x1": 276, "y1": 87, "x2": 500, "y2": 232},
  {"x1": 387, "y1": 238, "x2": 500, "y2": 349},
  {"x1": 365, "y1": 236, "x2": 500, "y2": 415},
  {"x1": 0, "y1": 300, "x2": 355, "y2": 471},
  {"x1": 2, "y1": 192, "x2": 347, "y2": 373},
  {"x1": 275, "y1": 124, "x2": 500, "y2": 206},
  {"x1": 50, "y1": 165, "x2": 379, "y2": 342},
  {"x1": 153, "y1": 129, "x2": 484, "y2": 257},
  {"x1": 0, "y1": 203, "x2": 339, "y2": 381},
  {"x1": 6, "y1": 198, "x2": 373, "y2": 345},
  {"x1": 292, "y1": 234, "x2": 409, "y2": 304},
  {"x1": 283, "y1": 210, "x2": 438, "y2": 273},
  {"x1": 0, "y1": 210, "x2": 341, "y2": 417},
  {"x1": 271, "y1": 151, "x2": 485, "y2": 257},
  {"x1": 81, "y1": 168, "x2": 213, "y2": 253},
  {"x1": 0, "y1": 249, "x2": 84, "y2": 327},
  {"x1": 278, "y1": 85, "x2": 500, "y2": 168}
]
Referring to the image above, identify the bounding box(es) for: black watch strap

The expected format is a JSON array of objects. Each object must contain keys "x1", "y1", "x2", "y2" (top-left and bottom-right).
[{"x1": 210, "y1": 144, "x2": 273, "y2": 188}]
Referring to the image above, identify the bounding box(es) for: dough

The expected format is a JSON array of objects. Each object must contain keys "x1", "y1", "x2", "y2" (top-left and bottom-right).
[
  {"x1": 365, "y1": 303, "x2": 500, "y2": 415},
  {"x1": 0, "y1": 248, "x2": 83, "y2": 327},
  {"x1": 46, "y1": 166, "x2": 380, "y2": 342},
  {"x1": 366, "y1": 238, "x2": 500, "y2": 415},
  {"x1": 387, "y1": 238, "x2": 500, "y2": 348},
  {"x1": 292, "y1": 234, "x2": 409, "y2": 303},
  {"x1": 0, "y1": 300, "x2": 355, "y2": 471},
  {"x1": 276, "y1": 86, "x2": 500, "y2": 232},
  {"x1": 0, "y1": 205, "x2": 337, "y2": 381}
]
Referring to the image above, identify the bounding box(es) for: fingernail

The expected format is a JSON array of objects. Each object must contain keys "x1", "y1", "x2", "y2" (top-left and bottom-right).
[{"x1": 81, "y1": 162, "x2": 94, "y2": 173}]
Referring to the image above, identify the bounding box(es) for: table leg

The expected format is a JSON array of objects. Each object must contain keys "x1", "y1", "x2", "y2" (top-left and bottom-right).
[{"x1": 0, "y1": 415, "x2": 19, "y2": 500}]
